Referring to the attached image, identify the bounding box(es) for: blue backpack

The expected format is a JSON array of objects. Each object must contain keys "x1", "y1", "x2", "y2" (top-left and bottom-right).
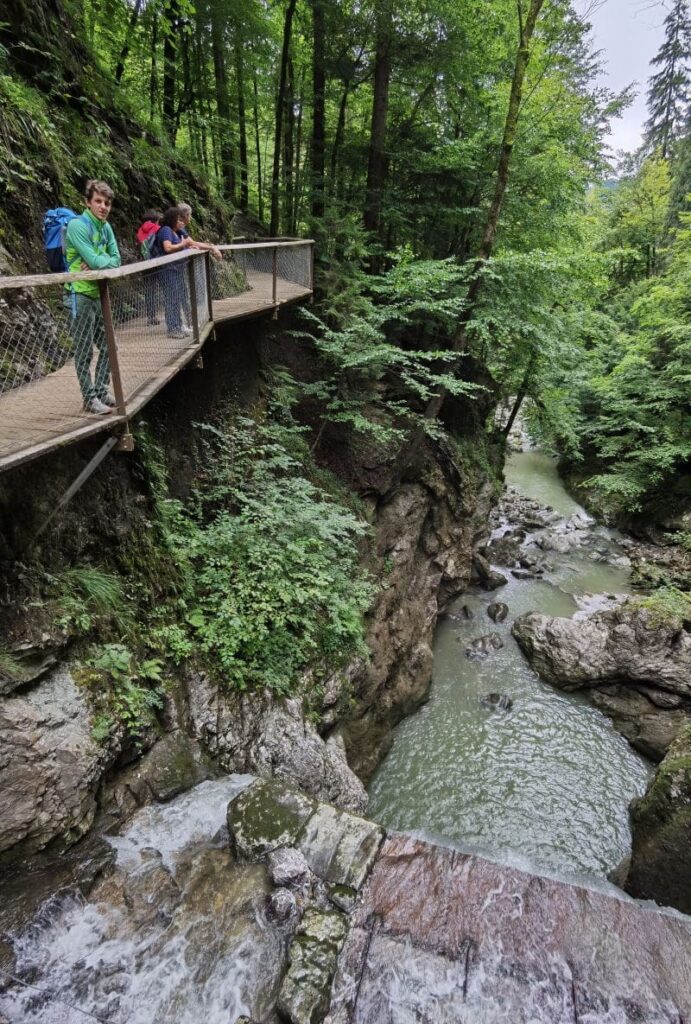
[{"x1": 44, "y1": 207, "x2": 78, "y2": 272}]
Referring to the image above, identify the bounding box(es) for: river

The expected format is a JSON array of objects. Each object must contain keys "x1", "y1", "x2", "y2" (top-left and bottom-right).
[{"x1": 368, "y1": 448, "x2": 653, "y2": 881}]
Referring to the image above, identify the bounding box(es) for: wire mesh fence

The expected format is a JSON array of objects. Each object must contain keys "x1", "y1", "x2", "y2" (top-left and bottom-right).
[{"x1": 0, "y1": 241, "x2": 313, "y2": 470}]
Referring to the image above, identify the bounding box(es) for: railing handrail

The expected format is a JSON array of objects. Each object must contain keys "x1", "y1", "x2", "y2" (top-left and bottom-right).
[{"x1": 0, "y1": 239, "x2": 314, "y2": 292}]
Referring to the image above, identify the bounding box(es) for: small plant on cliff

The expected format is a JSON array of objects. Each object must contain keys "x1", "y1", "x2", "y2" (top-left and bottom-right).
[
  {"x1": 52, "y1": 566, "x2": 126, "y2": 635},
  {"x1": 82, "y1": 643, "x2": 164, "y2": 743},
  {"x1": 632, "y1": 587, "x2": 691, "y2": 629}
]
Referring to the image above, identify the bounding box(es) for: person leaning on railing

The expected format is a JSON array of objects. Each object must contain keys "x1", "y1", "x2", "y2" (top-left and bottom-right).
[
  {"x1": 153, "y1": 206, "x2": 194, "y2": 339},
  {"x1": 177, "y1": 202, "x2": 222, "y2": 262},
  {"x1": 64, "y1": 180, "x2": 121, "y2": 416}
]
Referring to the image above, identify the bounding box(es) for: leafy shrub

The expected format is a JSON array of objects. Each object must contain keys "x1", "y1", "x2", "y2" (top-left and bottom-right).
[
  {"x1": 178, "y1": 414, "x2": 374, "y2": 693},
  {"x1": 83, "y1": 642, "x2": 164, "y2": 743}
]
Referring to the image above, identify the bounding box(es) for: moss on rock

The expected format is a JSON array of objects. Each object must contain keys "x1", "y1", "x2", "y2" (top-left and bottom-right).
[{"x1": 626, "y1": 723, "x2": 691, "y2": 914}]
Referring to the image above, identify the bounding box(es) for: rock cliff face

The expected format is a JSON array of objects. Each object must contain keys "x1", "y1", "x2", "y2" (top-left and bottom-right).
[
  {"x1": 344, "y1": 458, "x2": 494, "y2": 778},
  {"x1": 512, "y1": 605, "x2": 691, "y2": 760},
  {"x1": 625, "y1": 724, "x2": 691, "y2": 914}
]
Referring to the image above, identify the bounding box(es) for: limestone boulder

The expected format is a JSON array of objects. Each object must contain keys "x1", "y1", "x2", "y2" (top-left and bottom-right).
[
  {"x1": 512, "y1": 605, "x2": 691, "y2": 698},
  {"x1": 0, "y1": 665, "x2": 119, "y2": 857},
  {"x1": 186, "y1": 673, "x2": 367, "y2": 812}
]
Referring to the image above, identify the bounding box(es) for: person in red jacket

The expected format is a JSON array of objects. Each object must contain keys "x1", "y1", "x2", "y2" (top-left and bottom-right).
[{"x1": 135, "y1": 209, "x2": 162, "y2": 326}]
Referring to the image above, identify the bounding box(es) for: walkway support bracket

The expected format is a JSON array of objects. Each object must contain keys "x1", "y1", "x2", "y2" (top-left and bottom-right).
[{"x1": 26, "y1": 434, "x2": 120, "y2": 550}]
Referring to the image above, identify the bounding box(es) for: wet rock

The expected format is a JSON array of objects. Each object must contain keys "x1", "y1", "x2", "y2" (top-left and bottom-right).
[
  {"x1": 471, "y1": 553, "x2": 508, "y2": 591},
  {"x1": 484, "y1": 533, "x2": 522, "y2": 567},
  {"x1": 186, "y1": 676, "x2": 367, "y2": 812},
  {"x1": 464, "y1": 633, "x2": 504, "y2": 659},
  {"x1": 512, "y1": 605, "x2": 691, "y2": 698},
  {"x1": 479, "y1": 693, "x2": 513, "y2": 711},
  {"x1": 328, "y1": 884, "x2": 357, "y2": 914},
  {"x1": 267, "y1": 847, "x2": 311, "y2": 889},
  {"x1": 298, "y1": 803, "x2": 384, "y2": 891},
  {"x1": 0, "y1": 638, "x2": 65, "y2": 697},
  {"x1": 487, "y1": 602, "x2": 508, "y2": 623},
  {"x1": 0, "y1": 665, "x2": 120, "y2": 857},
  {"x1": 537, "y1": 531, "x2": 575, "y2": 554},
  {"x1": 268, "y1": 887, "x2": 297, "y2": 922},
  {"x1": 589, "y1": 686, "x2": 689, "y2": 761},
  {"x1": 626, "y1": 724, "x2": 691, "y2": 914},
  {"x1": 277, "y1": 908, "x2": 347, "y2": 1024},
  {"x1": 511, "y1": 568, "x2": 538, "y2": 579},
  {"x1": 227, "y1": 779, "x2": 316, "y2": 862},
  {"x1": 461, "y1": 604, "x2": 474, "y2": 620},
  {"x1": 344, "y1": 833, "x2": 691, "y2": 1022},
  {"x1": 102, "y1": 731, "x2": 214, "y2": 819}
]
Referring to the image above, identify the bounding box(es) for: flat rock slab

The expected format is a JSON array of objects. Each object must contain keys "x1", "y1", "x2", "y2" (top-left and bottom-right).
[
  {"x1": 331, "y1": 833, "x2": 691, "y2": 1022},
  {"x1": 297, "y1": 803, "x2": 384, "y2": 891}
]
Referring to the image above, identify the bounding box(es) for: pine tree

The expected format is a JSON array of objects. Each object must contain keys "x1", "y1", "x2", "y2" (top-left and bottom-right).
[{"x1": 643, "y1": 0, "x2": 691, "y2": 158}]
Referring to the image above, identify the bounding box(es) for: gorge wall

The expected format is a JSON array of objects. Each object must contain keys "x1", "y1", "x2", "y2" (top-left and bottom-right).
[{"x1": 0, "y1": 311, "x2": 499, "y2": 864}]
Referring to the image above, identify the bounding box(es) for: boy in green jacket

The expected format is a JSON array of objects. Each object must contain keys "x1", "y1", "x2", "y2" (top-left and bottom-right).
[{"x1": 65, "y1": 179, "x2": 121, "y2": 415}]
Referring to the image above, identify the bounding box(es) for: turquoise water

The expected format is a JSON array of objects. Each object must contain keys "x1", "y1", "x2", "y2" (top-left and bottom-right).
[{"x1": 368, "y1": 452, "x2": 652, "y2": 880}]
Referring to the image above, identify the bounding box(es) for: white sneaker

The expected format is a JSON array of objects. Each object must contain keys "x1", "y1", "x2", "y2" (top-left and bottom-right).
[
  {"x1": 84, "y1": 397, "x2": 113, "y2": 415},
  {"x1": 181, "y1": 325, "x2": 193, "y2": 335},
  {"x1": 98, "y1": 391, "x2": 117, "y2": 407}
]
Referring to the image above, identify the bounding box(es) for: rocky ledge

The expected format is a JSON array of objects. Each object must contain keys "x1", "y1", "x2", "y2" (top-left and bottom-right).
[
  {"x1": 230, "y1": 780, "x2": 691, "y2": 1023},
  {"x1": 512, "y1": 604, "x2": 691, "y2": 761}
]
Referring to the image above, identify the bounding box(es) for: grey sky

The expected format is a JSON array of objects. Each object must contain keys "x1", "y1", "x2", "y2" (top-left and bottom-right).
[{"x1": 581, "y1": 0, "x2": 668, "y2": 155}]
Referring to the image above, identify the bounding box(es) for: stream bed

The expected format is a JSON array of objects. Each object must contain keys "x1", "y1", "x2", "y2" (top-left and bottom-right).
[{"x1": 368, "y1": 449, "x2": 653, "y2": 881}]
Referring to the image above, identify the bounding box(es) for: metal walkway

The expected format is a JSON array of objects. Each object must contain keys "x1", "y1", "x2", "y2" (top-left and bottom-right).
[{"x1": 0, "y1": 241, "x2": 313, "y2": 473}]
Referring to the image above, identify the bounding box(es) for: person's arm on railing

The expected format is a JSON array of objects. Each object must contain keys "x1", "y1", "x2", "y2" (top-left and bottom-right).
[
  {"x1": 69, "y1": 218, "x2": 121, "y2": 270},
  {"x1": 188, "y1": 238, "x2": 222, "y2": 262}
]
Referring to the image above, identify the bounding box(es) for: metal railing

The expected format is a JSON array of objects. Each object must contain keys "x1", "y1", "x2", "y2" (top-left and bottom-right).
[{"x1": 0, "y1": 240, "x2": 313, "y2": 471}]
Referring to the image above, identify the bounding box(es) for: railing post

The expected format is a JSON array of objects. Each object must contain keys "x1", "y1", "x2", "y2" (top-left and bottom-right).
[
  {"x1": 98, "y1": 280, "x2": 127, "y2": 417},
  {"x1": 204, "y1": 251, "x2": 214, "y2": 323},
  {"x1": 187, "y1": 254, "x2": 200, "y2": 344},
  {"x1": 310, "y1": 242, "x2": 315, "y2": 297},
  {"x1": 272, "y1": 246, "x2": 278, "y2": 307}
]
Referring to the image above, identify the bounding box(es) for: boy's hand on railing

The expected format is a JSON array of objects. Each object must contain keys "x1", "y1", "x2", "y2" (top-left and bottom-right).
[{"x1": 211, "y1": 246, "x2": 222, "y2": 262}]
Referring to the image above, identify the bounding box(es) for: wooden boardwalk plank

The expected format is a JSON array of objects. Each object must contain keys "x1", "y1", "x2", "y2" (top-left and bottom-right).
[{"x1": 0, "y1": 271, "x2": 311, "y2": 473}]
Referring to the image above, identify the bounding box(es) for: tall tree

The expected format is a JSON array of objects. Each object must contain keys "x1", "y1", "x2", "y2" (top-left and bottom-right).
[
  {"x1": 644, "y1": 0, "x2": 691, "y2": 158},
  {"x1": 271, "y1": 0, "x2": 298, "y2": 234},
  {"x1": 310, "y1": 0, "x2": 326, "y2": 219},
  {"x1": 363, "y1": 0, "x2": 392, "y2": 250},
  {"x1": 211, "y1": 0, "x2": 237, "y2": 201}
]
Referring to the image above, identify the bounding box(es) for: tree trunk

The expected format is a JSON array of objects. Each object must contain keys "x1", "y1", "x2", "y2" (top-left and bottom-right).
[
  {"x1": 149, "y1": 11, "x2": 158, "y2": 124},
  {"x1": 423, "y1": 0, "x2": 546, "y2": 423},
  {"x1": 162, "y1": 0, "x2": 179, "y2": 143},
  {"x1": 283, "y1": 57, "x2": 295, "y2": 233},
  {"x1": 293, "y1": 72, "x2": 305, "y2": 231},
  {"x1": 364, "y1": 2, "x2": 392, "y2": 245},
  {"x1": 211, "y1": 3, "x2": 236, "y2": 202},
  {"x1": 270, "y1": 0, "x2": 298, "y2": 235},
  {"x1": 253, "y1": 69, "x2": 264, "y2": 222},
  {"x1": 311, "y1": 0, "x2": 326, "y2": 219},
  {"x1": 235, "y1": 36, "x2": 249, "y2": 211},
  {"x1": 330, "y1": 78, "x2": 350, "y2": 194},
  {"x1": 114, "y1": 0, "x2": 143, "y2": 84}
]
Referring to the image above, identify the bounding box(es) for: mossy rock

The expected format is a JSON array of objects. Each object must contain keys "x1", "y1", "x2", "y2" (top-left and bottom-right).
[
  {"x1": 227, "y1": 778, "x2": 316, "y2": 862},
  {"x1": 626, "y1": 723, "x2": 691, "y2": 914},
  {"x1": 277, "y1": 908, "x2": 347, "y2": 1024}
]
